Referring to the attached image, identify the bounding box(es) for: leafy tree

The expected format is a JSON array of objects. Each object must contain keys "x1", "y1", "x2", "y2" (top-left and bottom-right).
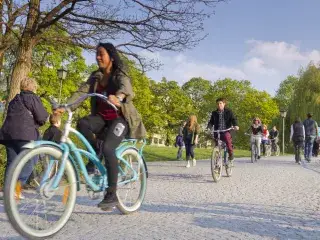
[
  {"x1": 182, "y1": 77, "x2": 212, "y2": 123},
  {"x1": 2, "y1": 0, "x2": 227, "y2": 108},
  {"x1": 287, "y1": 64, "x2": 320, "y2": 125},
  {"x1": 275, "y1": 75, "x2": 298, "y2": 110},
  {"x1": 149, "y1": 78, "x2": 195, "y2": 144}
]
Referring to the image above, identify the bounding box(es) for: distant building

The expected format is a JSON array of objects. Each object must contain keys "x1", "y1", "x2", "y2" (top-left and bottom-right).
[{"x1": 149, "y1": 133, "x2": 166, "y2": 146}]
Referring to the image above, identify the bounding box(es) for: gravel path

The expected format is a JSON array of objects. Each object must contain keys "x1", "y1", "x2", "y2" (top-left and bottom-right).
[{"x1": 0, "y1": 156, "x2": 319, "y2": 240}]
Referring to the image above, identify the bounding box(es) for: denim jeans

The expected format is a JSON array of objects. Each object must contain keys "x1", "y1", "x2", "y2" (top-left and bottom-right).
[
  {"x1": 185, "y1": 140, "x2": 195, "y2": 160},
  {"x1": 304, "y1": 136, "x2": 315, "y2": 160},
  {"x1": 177, "y1": 146, "x2": 183, "y2": 160},
  {"x1": 5, "y1": 140, "x2": 37, "y2": 185},
  {"x1": 294, "y1": 140, "x2": 304, "y2": 162}
]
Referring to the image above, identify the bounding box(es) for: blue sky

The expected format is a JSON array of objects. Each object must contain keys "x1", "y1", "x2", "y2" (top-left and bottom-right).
[{"x1": 85, "y1": 0, "x2": 320, "y2": 94}]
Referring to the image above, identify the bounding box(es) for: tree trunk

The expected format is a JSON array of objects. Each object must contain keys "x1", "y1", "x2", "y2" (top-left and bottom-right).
[
  {"x1": 6, "y1": 40, "x2": 34, "y2": 100},
  {"x1": 4, "y1": 0, "x2": 40, "y2": 116}
]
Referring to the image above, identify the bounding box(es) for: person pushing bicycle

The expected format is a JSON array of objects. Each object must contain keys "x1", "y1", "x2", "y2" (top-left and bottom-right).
[{"x1": 207, "y1": 98, "x2": 239, "y2": 162}]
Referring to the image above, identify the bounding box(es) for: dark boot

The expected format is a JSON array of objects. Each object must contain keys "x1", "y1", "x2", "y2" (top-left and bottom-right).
[{"x1": 98, "y1": 190, "x2": 118, "y2": 209}]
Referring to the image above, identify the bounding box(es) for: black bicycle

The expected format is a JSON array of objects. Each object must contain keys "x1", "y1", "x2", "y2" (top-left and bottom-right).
[{"x1": 210, "y1": 128, "x2": 234, "y2": 182}]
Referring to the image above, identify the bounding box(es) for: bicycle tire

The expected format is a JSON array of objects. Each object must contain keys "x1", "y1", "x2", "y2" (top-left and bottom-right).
[
  {"x1": 251, "y1": 144, "x2": 256, "y2": 163},
  {"x1": 211, "y1": 149, "x2": 222, "y2": 182},
  {"x1": 4, "y1": 146, "x2": 77, "y2": 240},
  {"x1": 117, "y1": 148, "x2": 147, "y2": 214},
  {"x1": 225, "y1": 159, "x2": 233, "y2": 177},
  {"x1": 275, "y1": 144, "x2": 280, "y2": 156},
  {"x1": 266, "y1": 145, "x2": 272, "y2": 157}
]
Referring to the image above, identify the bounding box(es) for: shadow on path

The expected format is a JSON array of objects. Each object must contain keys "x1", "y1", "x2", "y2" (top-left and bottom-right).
[{"x1": 141, "y1": 202, "x2": 320, "y2": 240}]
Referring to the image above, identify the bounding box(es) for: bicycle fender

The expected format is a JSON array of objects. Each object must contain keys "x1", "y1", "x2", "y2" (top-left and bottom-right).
[{"x1": 116, "y1": 146, "x2": 148, "y2": 178}]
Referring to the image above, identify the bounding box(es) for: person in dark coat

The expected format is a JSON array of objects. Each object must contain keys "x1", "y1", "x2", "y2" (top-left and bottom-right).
[
  {"x1": 207, "y1": 97, "x2": 239, "y2": 161},
  {"x1": 290, "y1": 117, "x2": 305, "y2": 164},
  {"x1": 175, "y1": 121, "x2": 186, "y2": 160},
  {"x1": 43, "y1": 114, "x2": 62, "y2": 143},
  {"x1": 0, "y1": 77, "x2": 48, "y2": 186}
]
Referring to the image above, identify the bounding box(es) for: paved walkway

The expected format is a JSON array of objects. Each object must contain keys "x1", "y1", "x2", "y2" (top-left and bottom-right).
[{"x1": 0, "y1": 156, "x2": 319, "y2": 240}]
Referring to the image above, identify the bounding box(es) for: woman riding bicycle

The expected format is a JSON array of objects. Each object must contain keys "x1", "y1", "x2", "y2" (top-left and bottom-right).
[
  {"x1": 57, "y1": 43, "x2": 146, "y2": 209},
  {"x1": 247, "y1": 117, "x2": 262, "y2": 159}
]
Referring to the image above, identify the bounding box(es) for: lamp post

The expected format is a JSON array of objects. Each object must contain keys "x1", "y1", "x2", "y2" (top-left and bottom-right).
[
  {"x1": 57, "y1": 68, "x2": 67, "y2": 103},
  {"x1": 280, "y1": 109, "x2": 287, "y2": 155}
]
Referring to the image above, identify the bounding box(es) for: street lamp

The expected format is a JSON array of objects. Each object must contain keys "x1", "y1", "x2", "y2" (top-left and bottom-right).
[
  {"x1": 280, "y1": 109, "x2": 287, "y2": 155},
  {"x1": 57, "y1": 68, "x2": 67, "y2": 103}
]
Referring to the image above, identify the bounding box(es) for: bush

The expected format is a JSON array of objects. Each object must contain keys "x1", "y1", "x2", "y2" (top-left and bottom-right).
[{"x1": 0, "y1": 145, "x2": 6, "y2": 188}]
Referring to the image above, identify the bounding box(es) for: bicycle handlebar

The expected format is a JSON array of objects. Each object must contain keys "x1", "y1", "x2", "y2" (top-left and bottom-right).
[
  {"x1": 244, "y1": 133, "x2": 262, "y2": 137},
  {"x1": 212, "y1": 127, "x2": 234, "y2": 133},
  {"x1": 50, "y1": 93, "x2": 118, "y2": 112}
]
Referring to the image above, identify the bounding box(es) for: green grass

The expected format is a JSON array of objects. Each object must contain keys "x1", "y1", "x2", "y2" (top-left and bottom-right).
[{"x1": 143, "y1": 145, "x2": 251, "y2": 162}]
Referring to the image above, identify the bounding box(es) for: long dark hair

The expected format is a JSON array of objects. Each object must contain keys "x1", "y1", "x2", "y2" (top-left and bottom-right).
[{"x1": 97, "y1": 42, "x2": 123, "y2": 71}]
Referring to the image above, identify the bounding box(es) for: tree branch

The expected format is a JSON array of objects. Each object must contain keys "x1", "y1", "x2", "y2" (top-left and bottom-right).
[{"x1": 38, "y1": 0, "x2": 86, "y2": 31}]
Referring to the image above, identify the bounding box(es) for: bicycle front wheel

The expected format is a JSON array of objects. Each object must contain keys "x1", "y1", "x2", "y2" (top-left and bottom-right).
[
  {"x1": 4, "y1": 146, "x2": 77, "y2": 240},
  {"x1": 251, "y1": 144, "x2": 256, "y2": 163},
  {"x1": 275, "y1": 144, "x2": 280, "y2": 156},
  {"x1": 211, "y1": 149, "x2": 222, "y2": 182},
  {"x1": 225, "y1": 155, "x2": 233, "y2": 177},
  {"x1": 117, "y1": 148, "x2": 147, "y2": 214}
]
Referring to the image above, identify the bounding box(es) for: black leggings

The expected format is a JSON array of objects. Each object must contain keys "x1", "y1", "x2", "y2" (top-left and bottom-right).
[
  {"x1": 185, "y1": 139, "x2": 195, "y2": 160},
  {"x1": 77, "y1": 115, "x2": 128, "y2": 193}
]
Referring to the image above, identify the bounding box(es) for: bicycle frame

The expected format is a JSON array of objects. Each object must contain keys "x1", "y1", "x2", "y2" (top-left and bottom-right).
[
  {"x1": 23, "y1": 93, "x2": 147, "y2": 193},
  {"x1": 24, "y1": 129, "x2": 145, "y2": 193},
  {"x1": 212, "y1": 128, "x2": 233, "y2": 162}
]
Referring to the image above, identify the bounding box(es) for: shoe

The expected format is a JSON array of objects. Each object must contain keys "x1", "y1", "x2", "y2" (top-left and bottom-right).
[
  {"x1": 257, "y1": 156, "x2": 261, "y2": 160},
  {"x1": 192, "y1": 159, "x2": 196, "y2": 167},
  {"x1": 98, "y1": 192, "x2": 118, "y2": 209},
  {"x1": 100, "y1": 206, "x2": 116, "y2": 212},
  {"x1": 186, "y1": 161, "x2": 190, "y2": 168},
  {"x1": 15, "y1": 192, "x2": 25, "y2": 200},
  {"x1": 228, "y1": 154, "x2": 234, "y2": 161}
]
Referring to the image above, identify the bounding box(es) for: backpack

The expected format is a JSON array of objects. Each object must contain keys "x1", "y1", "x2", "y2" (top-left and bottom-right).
[{"x1": 175, "y1": 135, "x2": 184, "y2": 147}]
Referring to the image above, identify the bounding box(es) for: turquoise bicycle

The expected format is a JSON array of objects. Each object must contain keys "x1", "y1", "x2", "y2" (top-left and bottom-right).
[{"x1": 4, "y1": 93, "x2": 148, "y2": 239}]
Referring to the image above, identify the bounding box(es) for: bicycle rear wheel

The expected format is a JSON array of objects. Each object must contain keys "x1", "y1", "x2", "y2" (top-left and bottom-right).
[
  {"x1": 225, "y1": 155, "x2": 233, "y2": 177},
  {"x1": 211, "y1": 149, "x2": 222, "y2": 182},
  {"x1": 4, "y1": 146, "x2": 77, "y2": 240},
  {"x1": 266, "y1": 145, "x2": 272, "y2": 157},
  {"x1": 117, "y1": 148, "x2": 147, "y2": 214},
  {"x1": 275, "y1": 144, "x2": 280, "y2": 156}
]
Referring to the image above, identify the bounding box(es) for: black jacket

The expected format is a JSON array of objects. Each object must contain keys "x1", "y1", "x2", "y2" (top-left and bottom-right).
[
  {"x1": 207, "y1": 108, "x2": 238, "y2": 130},
  {"x1": 293, "y1": 122, "x2": 304, "y2": 141},
  {"x1": 269, "y1": 129, "x2": 279, "y2": 139},
  {"x1": 43, "y1": 125, "x2": 62, "y2": 143},
  {"x1": 0, "y1": 91, "x2": 48, "y2": 141}
]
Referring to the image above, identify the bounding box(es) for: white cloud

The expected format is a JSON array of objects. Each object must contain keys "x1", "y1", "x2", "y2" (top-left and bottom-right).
[{"x1": 143, "y1": 40, "x2": 320, "y2": 94}]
